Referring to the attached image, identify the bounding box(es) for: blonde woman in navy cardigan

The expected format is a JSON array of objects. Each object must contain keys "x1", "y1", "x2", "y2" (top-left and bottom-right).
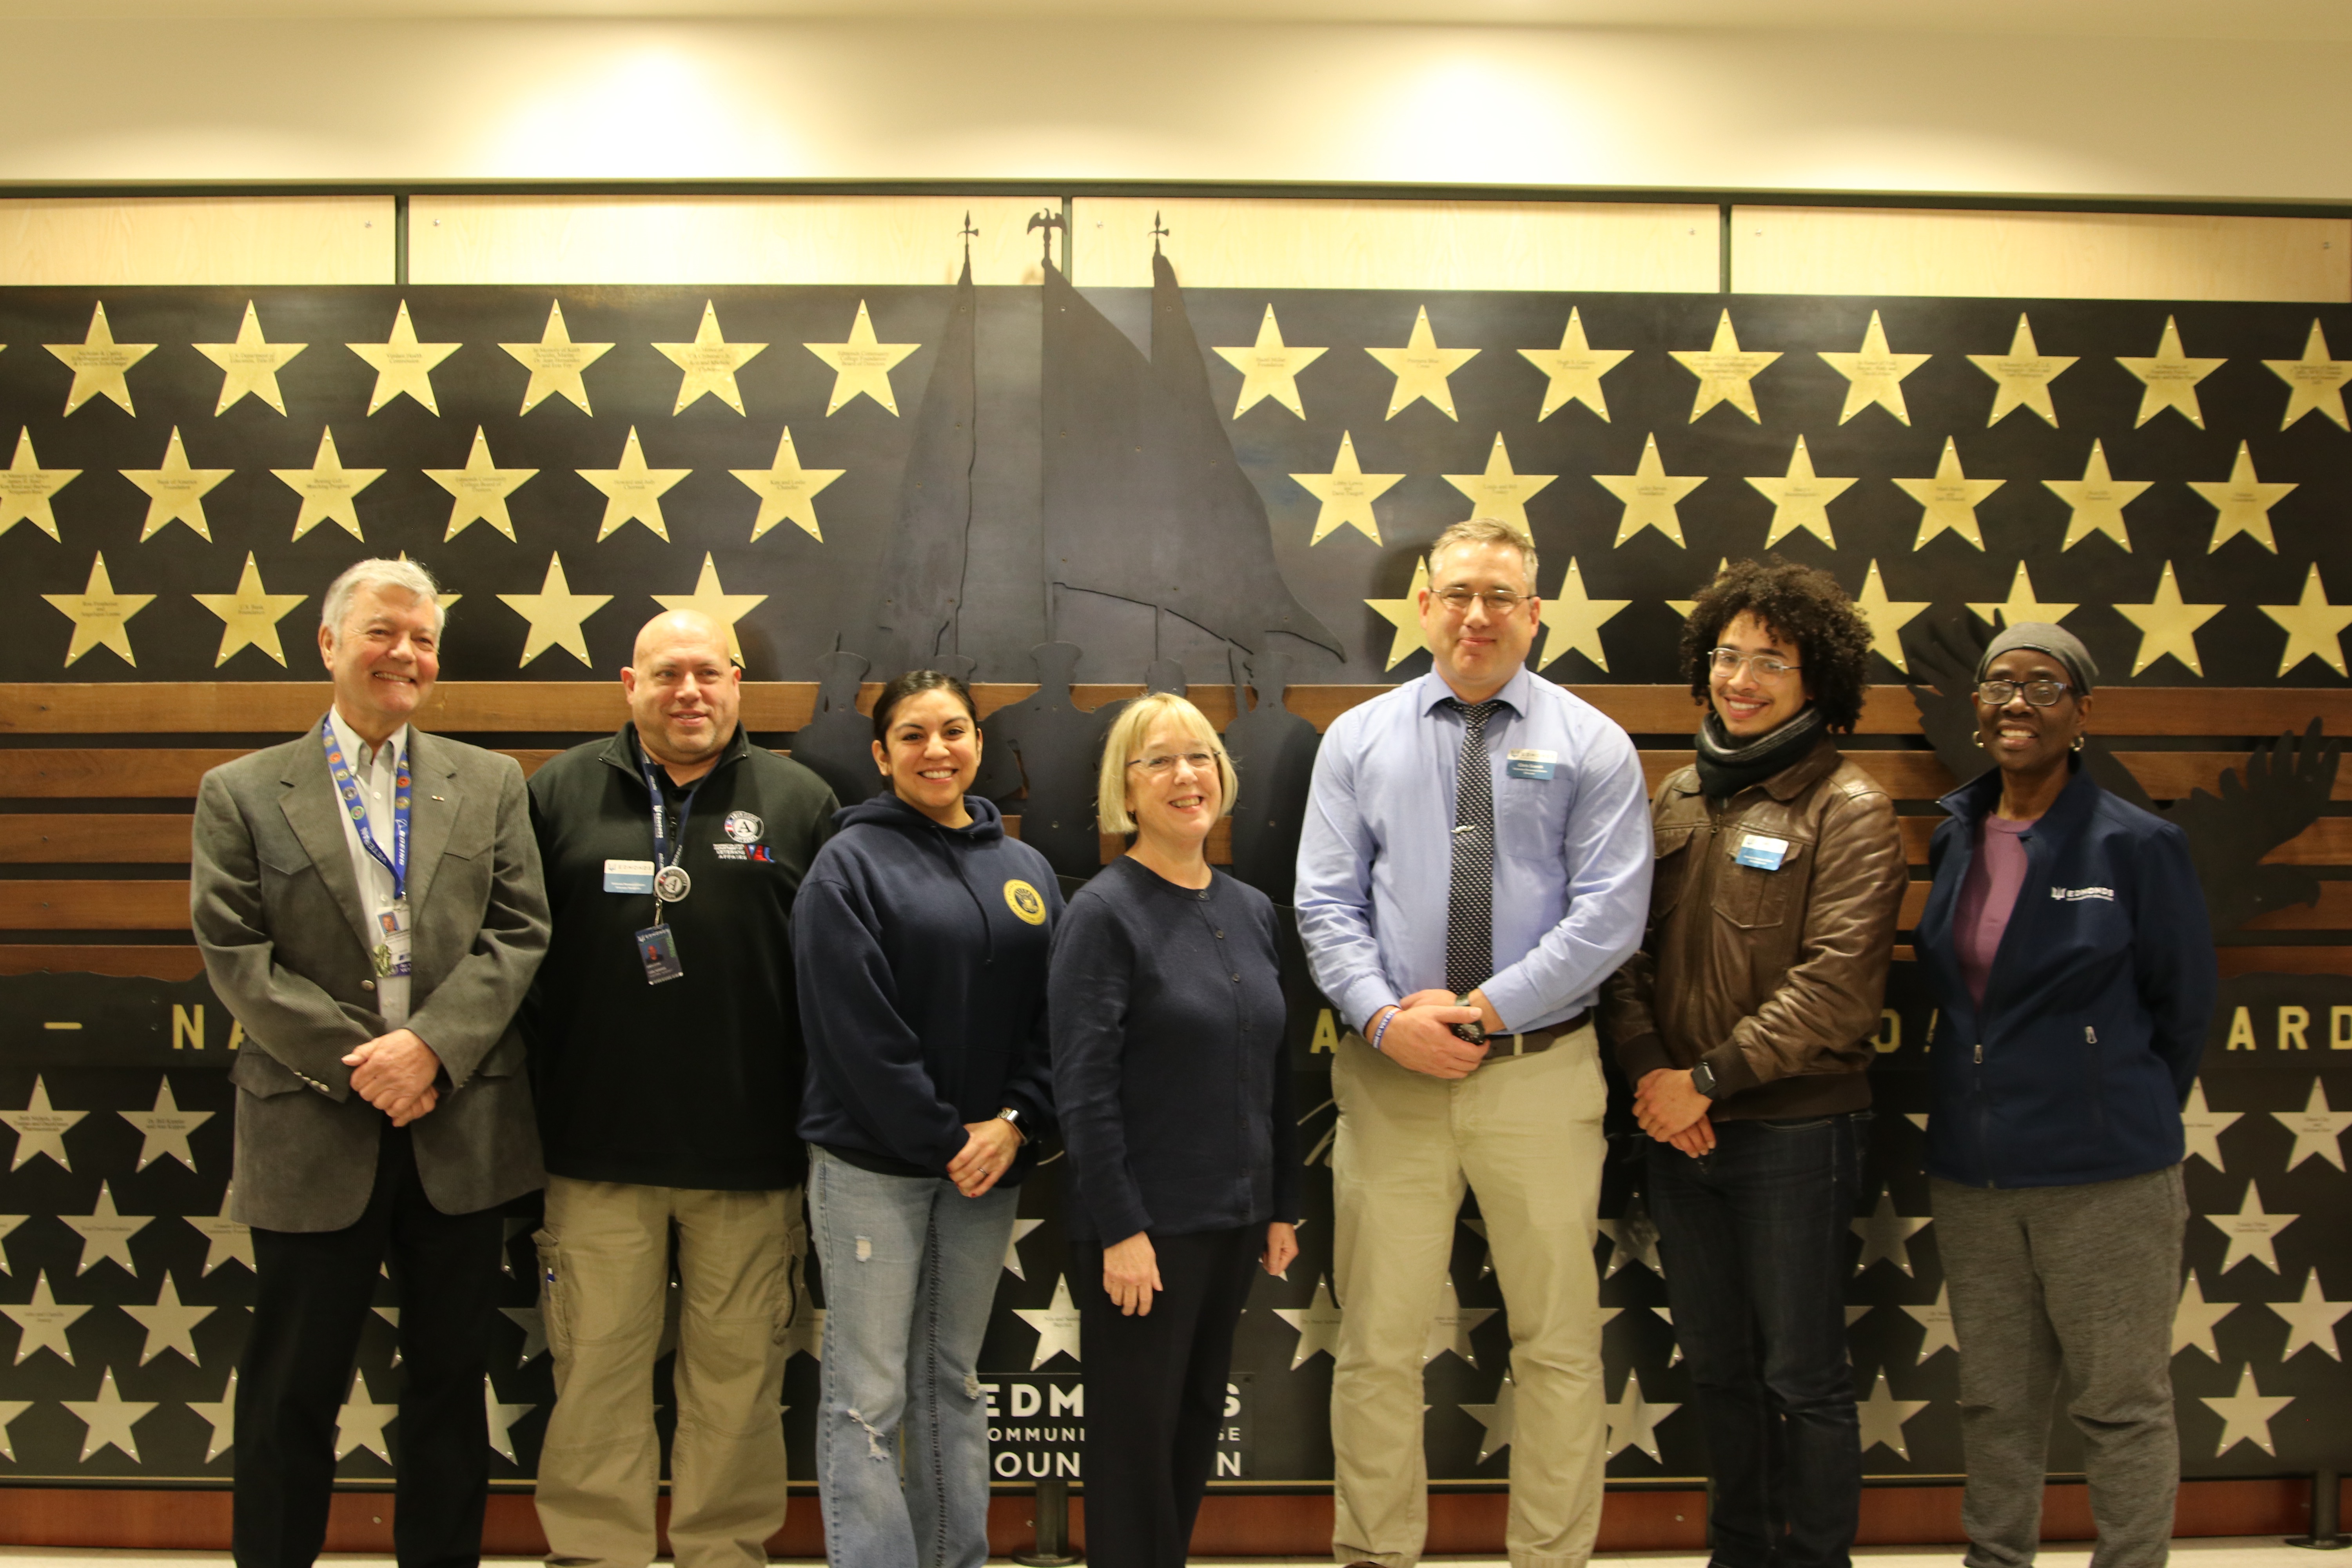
[{"x1": 1049, "y1": 692, "x2": 1299, "y2": 1568}]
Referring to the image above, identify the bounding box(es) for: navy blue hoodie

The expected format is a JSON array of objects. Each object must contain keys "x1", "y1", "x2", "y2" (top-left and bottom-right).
[
  {"x1": 1916, "y1": 761, "x2": 2216, "y2": 1190},
  {"x1": 793, "y1": 791, "x2": 1062, "y2": 1180}
]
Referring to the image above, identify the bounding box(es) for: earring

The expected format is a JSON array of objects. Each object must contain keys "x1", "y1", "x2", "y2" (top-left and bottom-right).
[
  {"x1": 2071, "y1": 734, "x2": 2087, "y2": 751},
  {"x1": 1970, "y1": 732, "x2": 1985, "y2": 750}
]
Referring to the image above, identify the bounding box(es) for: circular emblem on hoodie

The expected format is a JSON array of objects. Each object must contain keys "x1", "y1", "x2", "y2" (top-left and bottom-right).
[
  {"x1": 1004, "y1": 879, "x2": 1047, "y2": 926},
  {"x1": 723, "y1": 810, "x2": 764, "y2": 843}
]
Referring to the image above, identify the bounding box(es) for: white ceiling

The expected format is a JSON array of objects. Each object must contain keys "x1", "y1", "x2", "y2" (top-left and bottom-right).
[{"x1": 5, "y1": 0, "x2": 2348, "y2": 38}]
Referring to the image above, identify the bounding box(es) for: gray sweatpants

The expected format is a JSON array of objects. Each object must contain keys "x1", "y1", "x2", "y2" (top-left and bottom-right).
[{"x1": 1929, "y1": 1166, "x2": 2187, "y2": 1568}]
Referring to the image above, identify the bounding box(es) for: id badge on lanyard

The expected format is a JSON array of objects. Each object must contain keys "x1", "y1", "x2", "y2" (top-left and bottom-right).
[
  {"x1": 322, "y1": 720, "x2": 413, "y2": 980},
  {"x1": 635, "y1": 742, "x2": 700, "y2": 984}
]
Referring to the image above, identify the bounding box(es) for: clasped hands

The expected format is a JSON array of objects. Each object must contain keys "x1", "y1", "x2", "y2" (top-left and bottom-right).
[
  {"x1": 1634, "y1": 1067, "x2": 1716, "y2": 1157},
  {"x1": 341, "y1": 1029, "x2": 443, "y2": 1126},
  {"x1": 1373, "y1": 988, "x2": 1506, "y2": 1079}
]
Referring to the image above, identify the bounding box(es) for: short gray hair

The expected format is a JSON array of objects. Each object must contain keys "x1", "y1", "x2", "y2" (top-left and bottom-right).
[
  {"x1": 321, "y1": 558, "x2": 444, "y2": 642},
  {"x1": 1429, "y1": 518, "x2": 1539, "y2": 592}
]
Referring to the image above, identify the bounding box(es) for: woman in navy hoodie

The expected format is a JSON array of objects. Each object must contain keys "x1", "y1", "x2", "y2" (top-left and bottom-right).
[
  {"x1": 1915, "y1": 623, "x2": 2214, "y2": 1568},
  {"x1": 793, "y1": 670, "x2": 1060, "y2": 1568}
]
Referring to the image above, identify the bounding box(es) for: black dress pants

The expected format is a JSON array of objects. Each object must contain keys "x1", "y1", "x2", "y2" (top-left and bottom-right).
[
  {"x1": 234, "y1": 1123, "x2": 505, "y2": 1568},
  {"x1": 1067, "y1": 1225, "x2": 1261, "y2": 1568}
]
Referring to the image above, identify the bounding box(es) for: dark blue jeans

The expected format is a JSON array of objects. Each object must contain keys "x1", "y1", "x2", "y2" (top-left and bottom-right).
[{"x1": 1646, "y1": 1113, "x2": 1866, "y2": 1568}]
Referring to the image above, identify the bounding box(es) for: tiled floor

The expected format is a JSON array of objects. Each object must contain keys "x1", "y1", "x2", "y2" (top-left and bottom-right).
[{"x1": 0, "y1": 1540, "x2": 2340, "y2": 1566}]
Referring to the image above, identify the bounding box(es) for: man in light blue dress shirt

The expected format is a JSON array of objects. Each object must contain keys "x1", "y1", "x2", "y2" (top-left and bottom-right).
[{"x1": 1297, "y1": 518, "x2": 1652, "y2": 1568}]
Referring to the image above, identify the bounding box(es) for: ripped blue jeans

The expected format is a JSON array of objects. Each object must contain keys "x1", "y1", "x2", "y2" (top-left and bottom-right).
[{"x1": 808, "y1": 1145, "x2": 1020, "y2": 1568}]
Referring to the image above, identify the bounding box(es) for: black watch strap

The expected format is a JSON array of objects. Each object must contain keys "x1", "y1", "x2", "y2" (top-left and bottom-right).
[{"x1": 1690, "y1": 1060, "x2": 1719, "y2": 1099}]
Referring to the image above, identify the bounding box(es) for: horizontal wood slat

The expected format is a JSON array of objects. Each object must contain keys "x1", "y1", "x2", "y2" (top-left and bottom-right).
[
  {"x1": 2217, "y1": 947, "x2": 2352, "y2": 978},
  {"x1": 0, "y1": 881, "x2": 189, "y2": 931},
  {"x1": 0, "y1": 750, "x2": 563, "y2": 798},
  {"x1": 6, "y1": 684, "x2": 2347, "y2": 740},
  {"x1": 0, "y1": 816, "x2": 193, "y2": 862},
  {"x1": 2239, "y1": 883, "x2": 2352, "y2": 931},
  {"x1": 0, "y1": 945, "x2": 205, "y2": 980}
]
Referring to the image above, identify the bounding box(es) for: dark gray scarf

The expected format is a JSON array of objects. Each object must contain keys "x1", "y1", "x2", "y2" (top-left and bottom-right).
[{"x1": 1693, "y1": 707, "x2": 1826, "y2": 800}]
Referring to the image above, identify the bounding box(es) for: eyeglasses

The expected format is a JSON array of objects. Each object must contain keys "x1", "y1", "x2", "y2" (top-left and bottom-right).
[
  {"x1": 1432, "y1": 587, "x2": 1528, "y2": 615},
  {"x1": 1975, "y1": 679, "x2": 2072, "y2": 708},
  {"x1": 1710, "y1": 648, "x2": 1801, "y2": 680},
  {"x1": 1127, "y1": 750, "x2": 1220, "y2": 775}
]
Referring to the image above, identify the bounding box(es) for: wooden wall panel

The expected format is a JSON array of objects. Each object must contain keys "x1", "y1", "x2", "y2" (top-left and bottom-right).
[
  {"x1": 0, "y1": 197, "x2": 394, "y2": 287},
  {"x1": 1074, "y1": 197, "x2": 1721, "y2": 292},
  {"x1": 1732, "y1": 206, "x2": 2352, "y2": 302},
  {"x1": 408, "y1": 196, "x2": 1062, "y2": 287}
]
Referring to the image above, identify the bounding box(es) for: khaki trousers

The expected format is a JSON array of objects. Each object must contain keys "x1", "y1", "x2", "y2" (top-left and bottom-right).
[
  {"x1": 533, "y1": 1176, "x2": 804, "y2": 1568},
  {"x1": 1330, "y1": 1027, "x2": 1608, "y2": 1568}
]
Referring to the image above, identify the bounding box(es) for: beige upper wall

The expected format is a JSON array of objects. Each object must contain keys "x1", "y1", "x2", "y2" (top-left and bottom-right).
[{"x1": 2, "y1": 18, "x2": 2351, "y2": 201}]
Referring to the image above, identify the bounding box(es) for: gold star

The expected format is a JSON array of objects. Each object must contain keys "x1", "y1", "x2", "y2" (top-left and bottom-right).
[
  {"x1": 1594, "y1": 433, "x2": 1706, "y2": 548},
  {"x1": 1213, "y1": 305, "x2": 1326, "y2": 418},
  {"x1": 577, "y1": 426, "x2": 690, "y2": 543},
  {"x1": 1853, "y1": 559, "x2": 1930, "y2": 674},
  {"x1": 1670, "y1": 310, "x2": 1780, "y2": 424},
  {"x1": 426, "y1": 427, "x2": 538, "y2": 542},
  {"x1": 502, "y1": 300, "x2": 613, "y2": 416},
  {"x1": 1747, "y1": 436, "x2": 1855, "y2": 548},
  {"x1": 652, "y1": 552, "x2": 768, "y2": 664},
  {"x1": 1443, "y1": 434, "x2": 1554, "y2": 540},
  {"x1": 0, "y1": 429, "x2": 79, "y2": 541},
  {"x1": 2116, "y1": 559, "x2": 2225, "y2": 677},
  {"x1": 193, "y1": 300, "x2": 305, "y2": 416},
  {"x1": 1520, "y1": 307, "x2": 1630, "y2": 422},
  {"x1": 1365, "y1": 556, "x2": 1432, "y2": 671},
  {"x1": 1365, "y1": 306, "x2": 1478, "y2": 421},
  {"x1": 499, "y1": 553, "x2": 612, "y2": 668},
  {"x1": 2045, "y1": 439, "x2": 2151, "y2": 552},
  {"x1": 271, "y1": 428, "x2": 384, "y2": 543},
  {"x1": 1967, "y1": 313, "x2": 2076, "y2": 427},
  {"x1": 804, "y1": 300, "x2": 919, "y2": 417},
  {"x1": 1536, "y1": 558, "x2": 1629, "y2": 674},
  {"x1": 45, "y1": 302, "x2": 156, "y2": 417},
  {"x1": 1967, "y1": 563, "x2": 2080, "y2": 629},
  {"x1": 120, "y1": 426, "x2": 232, "y2": 543},
  {"x1": 193, "y1": 553, "x2": 307, "y2": 669},
  {"x1": 2266, "y1": 319, "x2": 2352, "y2": 431},
  {"x1": 2261, "y1": 565, "x2": 2352, "y2": 678},
  {"x1": 2117, "y1": 315, "x2": 2225, "y2": 429},
  {"x1": 1895, "y1": 437, "x2": 2003, "y2": 551},
  {"x1": 732, "y1": 426, "x2": 843, "y2": 543},
  {"x1": 1817, "y1": 310, "x2": 1931, "y2": 425},
  {"x1": 655, "y1": 300, "x2": 766, "y2": 416},
  {"x1": 43, "y1": 554, "x2": 152, "y2": 668},
  {"x1": 1292, "y1": 431, "x2": 1402, "y2": 546},
  {"x1": 2191, "y1": 441, "x2": 2296, "y2": 554},
  {"x1": 347, "y1": 300, "x2": 459, "y2": 417}
]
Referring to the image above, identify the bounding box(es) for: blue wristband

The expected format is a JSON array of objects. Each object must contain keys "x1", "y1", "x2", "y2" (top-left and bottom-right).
[{"x1": 1370, "y1": 1007, "x2": 1399, "y2": 1053}]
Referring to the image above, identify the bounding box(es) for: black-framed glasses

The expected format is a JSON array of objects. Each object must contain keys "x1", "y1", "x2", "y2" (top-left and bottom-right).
[
  {"x1": 1975, "y1": 679, "x2": 2072, "y2": 708},
  {"x1": 1432, "y1": 587, "x2": 1528, "y2": 615},
  {"x1": 1709, "y1": 648, "x2": 1801, "y2": 679}
]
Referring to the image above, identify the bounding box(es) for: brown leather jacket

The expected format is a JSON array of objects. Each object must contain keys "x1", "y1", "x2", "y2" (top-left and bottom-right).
[{"x1": 1601, "y1": 734, "x2": 1907, "y2": 1121}]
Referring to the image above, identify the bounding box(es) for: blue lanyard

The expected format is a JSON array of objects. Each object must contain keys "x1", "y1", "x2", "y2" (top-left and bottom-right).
[
  {"x1": 321, "y1": 719, "x2": 410, "y2": 902},
  {"x1": 635, "y1": 739, "x2": 702, "y2": 872}
]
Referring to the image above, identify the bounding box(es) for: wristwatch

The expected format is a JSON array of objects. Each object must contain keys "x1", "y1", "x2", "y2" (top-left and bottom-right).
[
  {"x1": 1689, "y1": 1060, "x2": 1721, "y2": 1099},
  {"x1": 1453, "y1": 991, "x2": 1486, "y2": 1046},
  {"x1": 996, "y1": 1106, "x2": 1027, "y2": 1144}
]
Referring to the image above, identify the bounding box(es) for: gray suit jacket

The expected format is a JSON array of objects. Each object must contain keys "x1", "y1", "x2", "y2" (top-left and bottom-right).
[{"x1": 190, "y1": 720, "x2": 552, "y2": 1232}]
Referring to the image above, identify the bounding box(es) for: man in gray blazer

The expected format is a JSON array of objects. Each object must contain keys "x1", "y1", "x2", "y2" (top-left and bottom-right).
[{"x1": 191, "y1": 557, "x2": 550, "y2": 1568}]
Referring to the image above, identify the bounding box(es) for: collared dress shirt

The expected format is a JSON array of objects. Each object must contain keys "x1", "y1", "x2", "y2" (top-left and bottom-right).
[
  {"x1": 1295, "y1": 666, "x2": 1652, "y2": 1036},
  {"x1": 325, "y1": 707, "x2": 411, "y2": 1030}
]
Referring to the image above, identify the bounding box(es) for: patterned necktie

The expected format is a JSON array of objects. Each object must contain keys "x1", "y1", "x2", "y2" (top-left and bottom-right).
[{"x1": 1445, "y1": 699, "x2": 1501, "y2": 997}]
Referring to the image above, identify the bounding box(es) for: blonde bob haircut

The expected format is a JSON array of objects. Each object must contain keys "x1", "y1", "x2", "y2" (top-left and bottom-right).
[{"x1": 1096, "y1": 692, "x2": 1240, "y2": 837}]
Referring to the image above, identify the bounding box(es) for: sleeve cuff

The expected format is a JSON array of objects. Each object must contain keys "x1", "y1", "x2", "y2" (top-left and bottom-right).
[
  {"x1": 1704, "y1": 1044, "x2": 1762, "y2": 1099},
  {"x1": 1612, "y1": 1031, "x2": 1673, "y2": 1082}
]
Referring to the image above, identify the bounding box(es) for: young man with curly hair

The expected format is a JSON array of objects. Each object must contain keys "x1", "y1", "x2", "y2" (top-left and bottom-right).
[{"x1": 1600, "y1": 559, "x2": 1908, "y2": 1568}]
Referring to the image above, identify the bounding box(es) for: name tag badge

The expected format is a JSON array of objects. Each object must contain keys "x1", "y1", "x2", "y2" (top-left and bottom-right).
[
  {"x1": 372, "y1": 902, "x2": 414, "y2": 978},
  {"x1": 1506, "y1": 748, "x2": 1559, "y2": 782},
  {"x1": 604, "y1": 858, "x2": 656, "y2": 895},
  {"x1": 1735, "y1": 834, "x2": 1790, "y2": 872},
  {"x1": 636, "y1": 923, "x2": 684, "y2": 985}
]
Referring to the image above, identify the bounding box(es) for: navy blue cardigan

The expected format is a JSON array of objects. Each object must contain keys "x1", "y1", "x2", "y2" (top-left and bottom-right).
[
  {"x1": 1916, "y1": 762, "x2": 2216, "y2": 1190},
  {"x1": 1049, "y1": 857, "x2": 1299, "y2": 1243}
]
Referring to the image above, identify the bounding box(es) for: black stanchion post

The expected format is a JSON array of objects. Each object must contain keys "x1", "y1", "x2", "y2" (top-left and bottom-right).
[
  {"x1": 2290, "y1": 1466, "x2": 2349, "y2": 1550},
  {"x1": 1014, "y1": 1478, "x2": 1082, "y2": 1565}
]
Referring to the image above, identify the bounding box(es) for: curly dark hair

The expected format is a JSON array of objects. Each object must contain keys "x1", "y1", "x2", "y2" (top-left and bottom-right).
[{"x1": 1677, "y1": 557, "x2": 1874, "y2": 733}]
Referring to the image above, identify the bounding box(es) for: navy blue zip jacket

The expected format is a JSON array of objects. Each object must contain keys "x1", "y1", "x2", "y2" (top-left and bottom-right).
[
  {"x1": 793, "y1": 791, "x2": 1062, "y2": 1181},
  {"x1": 1916, "y1": 761, "x2": 2215, "y2": 1190}
]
